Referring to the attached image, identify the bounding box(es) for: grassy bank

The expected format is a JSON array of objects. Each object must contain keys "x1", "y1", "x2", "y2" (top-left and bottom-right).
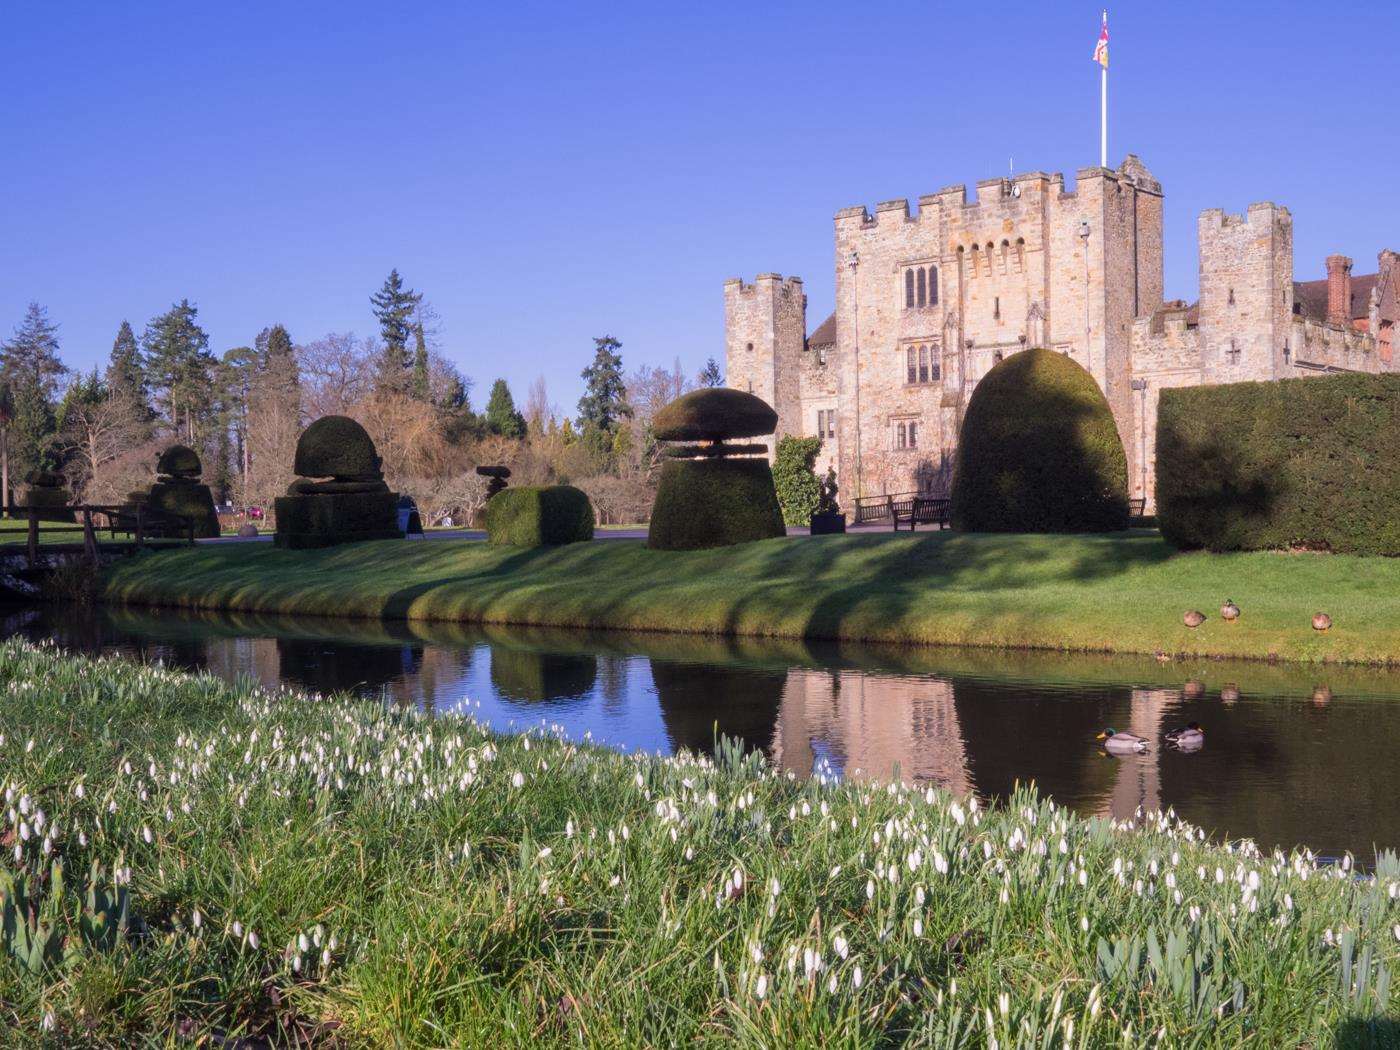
[
  {"x1": 103, "y1": 531, "x2": 1400, "y2": 664},
  {"x1": 0, "y1": 643, "x2": 1397, "y2": 1046}
]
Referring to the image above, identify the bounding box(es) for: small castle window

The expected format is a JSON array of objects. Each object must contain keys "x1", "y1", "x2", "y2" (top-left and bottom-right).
[
  {"x1": 746, "y1": 342, "x2": 754, "y2": 352},
  {"x1": 908, "y1": 421, "x2": 918, "y2": 448},
  {"x1": 1228, "y1": 288, "x2": 1235, "y2": 306},
  {"x1": 994, "y1": 296, "x2": 1001, "y2": 321},
  {"x1": 896, "y1": 422, "x2": 907, "y2": 449},
  {"x1": 916, "y1": 267, "x2": 927, "y2": 307},
  {"x1": 918, "y1": 345, "x2": 929, "y2": 383},
  {"x1": 928, "y1": 267, "x2": 938, "y2": 305},
  {"x1": 816, "y1": 346, "x2": 827, "y2": 366},
  {"x1": 906, "y1": 347, "x2": 917, "y2": 384},
  {"x1": 1015, "y1": 238, "x2": 1025, "y2": 273},
  {"x1": 931, "y1": 357, "x2": 941, "y2": 382},
  {"x1": 905, "y1": 269, "x2": 915, "y2": 308},
  {"x1": 816, "y1": 409, "x2": 836, "y2": 439},
  {"x1": 1226, "y1": 339, "x2": 1241, "y2": 364}
]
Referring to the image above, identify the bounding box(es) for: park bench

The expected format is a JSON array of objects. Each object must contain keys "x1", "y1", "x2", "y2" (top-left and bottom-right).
[
  {"x1": 1129, "y1": 497, "x2": 1147, "y2": 518},
  {"x1": 892, "y1": 495, "x2": 950, "y2": 532}
]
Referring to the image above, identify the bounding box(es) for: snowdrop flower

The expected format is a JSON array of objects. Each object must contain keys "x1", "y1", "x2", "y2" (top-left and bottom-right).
[
  {"x1": 511, "y1": 772, "x2": 524, "y2": 788},
  {"x1": 852, "y1": 965, "x2": 863, "y2": 989},
  {"x1": 755, "y1": 973, "x2": 768, "y2": 999},
  {"x1": 833, "y1": 934, "x2": 849, "y2": 959}
]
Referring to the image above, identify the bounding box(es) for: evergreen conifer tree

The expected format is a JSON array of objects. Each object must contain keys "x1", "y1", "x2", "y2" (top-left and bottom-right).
[
  {"x1": 370, "y1": 269, "x2": 422, "y2": 388},
  {"x1": 1, "y1": 303, "x2": 67, "y2": 479},
  {"x1": 141, "y1": 299, "x2": 215, "y2": 440},
  {"x1": 485, "y1": 379, "x2": 526, "y2": 438},
  {"x1": 411, "y1": 324, "x2": 431, "y2": 401},
  {"x1": 698, "y1": 357, "x2": 723, "y2": 388},
  {"x1": 577, "y1": 336, "x2": 632, "y2": 435}
]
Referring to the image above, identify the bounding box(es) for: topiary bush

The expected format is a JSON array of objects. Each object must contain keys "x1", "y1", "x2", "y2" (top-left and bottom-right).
[
  {"x1": 293, "y1": 416, "x2": 383, "y2": 479},
  {"x1": 773, "y1": 436, "x2": 822, "y2": 526},
  {"x1": 652, "y1": 388, "x2": 779, "y2": 443},
  {"x1": 647, "y1": 458, "x2": 785, "y2": 550},
  {"x1": 1156, "y1": 373, "x2": 1400, "y2": 555},
  {"x1": 484, "y1": 485, "x2": 595, "y2": 547},
  {"x1": 273, "y1": 492, "x2": 401, "y2": 549},
  {"x1": 156, "y1": 444, "x2": 202, "y2": 479},
  {"x1": 951, "y1": 348, "x2": 1129, "y2": 532}
]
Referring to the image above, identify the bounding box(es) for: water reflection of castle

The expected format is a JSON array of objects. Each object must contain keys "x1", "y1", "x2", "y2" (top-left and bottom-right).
[{"x1": 768, "y1": 669, "x2": 1174, "y2": 821}]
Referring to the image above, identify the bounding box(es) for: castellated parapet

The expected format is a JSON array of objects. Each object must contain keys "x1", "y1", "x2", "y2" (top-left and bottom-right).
[{"x1": 726, "y1": 156, "x2": 1399, "y2": 512}]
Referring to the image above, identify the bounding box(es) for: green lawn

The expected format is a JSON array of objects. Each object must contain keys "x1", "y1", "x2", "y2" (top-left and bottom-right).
[
  {"x1": 0, "y1": 641, "x2": 1395, "y2": 1045},
  {"x1": 102, "y1": 530, "x2": 1400, "y2": 665}
]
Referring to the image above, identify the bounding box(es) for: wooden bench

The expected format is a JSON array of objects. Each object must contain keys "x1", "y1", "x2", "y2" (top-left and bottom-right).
[
  {"x1": 1129, "y1": 497, "x2": 1147, "y2": 518},
  {"x1": 892, "y1": 496, "x2": 950, "y2": 532}
]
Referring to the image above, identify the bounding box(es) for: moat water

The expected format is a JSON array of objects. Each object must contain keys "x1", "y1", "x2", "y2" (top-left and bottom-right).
[{"x1": 5, "y1": 604, "x2": 1398, "y2": 859}]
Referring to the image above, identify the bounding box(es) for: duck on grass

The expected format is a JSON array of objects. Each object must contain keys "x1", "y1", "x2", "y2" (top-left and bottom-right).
[{"x1": 0, "y1": 642, "x2": 1396, "y2": 1044}]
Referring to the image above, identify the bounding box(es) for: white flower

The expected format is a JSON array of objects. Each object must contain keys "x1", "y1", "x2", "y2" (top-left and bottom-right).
[
  {"x1": 833, "y1": 934, "x2": 849, "y2": 959},
  {"x1": 755, "y1": 973, "x2": 768, "y2": 999},
  {"x1": 852, "y1": 965, "x2": 863, "y2": 989},
  {"x1": 511, "y1": 772, "x2": 524, "y2": 788}
]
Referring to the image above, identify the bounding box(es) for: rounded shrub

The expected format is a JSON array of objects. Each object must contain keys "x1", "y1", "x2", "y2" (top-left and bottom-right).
[
  {"x1": 484, "y1": 485, "x2": 594, "y2": 547},
  {"x1": 652, "y1": 388, "x2": 778, "y2": 443},
  {"x1": 950, "y1": 348, "x2": 1129, "y2": 532},
  {"x1": 156, "y1": 444, "x2": 202, "y2": 479},
  {"x1": 773, "y1": 435, "x2": 822, "y2": 526},
  {"x1": 293, "y1": 416, "x2": 383, "y2": 479},
  {"x1": 648, "y1": 458, "x2": 785, "y2": 550}
]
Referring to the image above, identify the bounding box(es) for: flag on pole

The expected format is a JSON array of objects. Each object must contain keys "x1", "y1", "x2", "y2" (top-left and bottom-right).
[{"x1": 1093, "y1": 11, "x2": 1108, "y2": 68}]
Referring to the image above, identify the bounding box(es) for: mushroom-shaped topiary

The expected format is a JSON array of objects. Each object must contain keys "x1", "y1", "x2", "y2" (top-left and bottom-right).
[
  {"x1": 293, "y1": 415, "x2": 383, "y2": 480},
  {"x1": 950, "y1": 348, "x2": 1130, "y2": 533},
  {"x1": 648, "y1": 389, "x2": 785, "y2": 550},
  {"x1": 652, "y1": 388, "x2": 779, "y2": 444},
  {"x1": 156, "y1": 444, "x2": 202, "y2": 479}
]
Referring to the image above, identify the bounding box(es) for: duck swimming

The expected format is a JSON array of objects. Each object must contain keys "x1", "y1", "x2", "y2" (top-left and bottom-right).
[
  {"x1": 1165, "y1": 721, "x2": 1205, "y2": 748},
  {"x1": 1097, "y1": 729, "x2": 1149, "y2": 754}
]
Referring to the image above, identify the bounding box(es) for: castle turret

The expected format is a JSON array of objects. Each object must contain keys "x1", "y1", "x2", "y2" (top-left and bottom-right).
[
  {"x1": 724, "y1": 274, "x2": 806, "y2": 453},
  {"x1": 1196, "y1": 203, "x2": 1293, "y2": 382}
]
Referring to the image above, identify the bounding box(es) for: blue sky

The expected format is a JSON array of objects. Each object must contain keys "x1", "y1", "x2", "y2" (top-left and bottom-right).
[{"x1": 4, "y1": 1, "x2": 1396, "y2": 411}]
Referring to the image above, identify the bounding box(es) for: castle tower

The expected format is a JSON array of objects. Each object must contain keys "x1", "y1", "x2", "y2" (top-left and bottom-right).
[
  {"x1": 724, "y1": 274, "x2": 806, "y2": 453},
  {"x1": 1196, "y1": 203, "x2": 1293, "y2": 383}
]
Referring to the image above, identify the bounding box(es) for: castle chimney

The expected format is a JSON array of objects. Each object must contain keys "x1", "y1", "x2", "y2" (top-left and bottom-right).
[{"x1": 1326, "y1": 254, "x2": 1353, "y2": 325}]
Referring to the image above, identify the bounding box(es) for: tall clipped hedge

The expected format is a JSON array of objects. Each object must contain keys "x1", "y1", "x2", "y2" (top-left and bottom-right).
[
  {"x1": 485, "y1": 485, "x2": 595, "y2": 547},
  {"x1": 951, "y1": 348, "x2": 1130, "y2": 532},
  {"x1": 1156, "y1": 373, "x2": 1400, "y2": 555},
  {"x1": 773, "y1": 436, "x2": 822, "y2": 526},
  {"x1": 647, "y1": 458, "x2": 785, "y2": 550}
]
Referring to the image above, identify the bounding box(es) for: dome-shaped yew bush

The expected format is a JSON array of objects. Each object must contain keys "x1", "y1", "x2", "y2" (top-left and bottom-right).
[
  {"x1": 652, "y1": 388, "x2": 778, "y2": 443},
  {"x1": 156, "y1": 444, "x2": 202, "y2": 479},
  {"x1": 293, "y1": 416, "x2": 383, "y2": 479},
  {"x1": 951, "y1": 348, "x2": 1129, "y2": 532}
]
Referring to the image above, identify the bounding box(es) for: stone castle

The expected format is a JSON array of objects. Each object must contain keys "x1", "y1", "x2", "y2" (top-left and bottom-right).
[{"x1": 724, "y1": 156, "x2": 1399, "y2": 510}]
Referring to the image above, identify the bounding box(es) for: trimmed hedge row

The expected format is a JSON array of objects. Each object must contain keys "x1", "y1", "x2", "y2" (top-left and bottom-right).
[
  {"x1": 1156, "y1": 373, "x2": 1400, "y2": 555},
  {"x1": 951, "y1": 348, "x2": 1130, "y2": 533},
  {"x1": 484, "y1": 485, "x2": 594, "y2": 547}
]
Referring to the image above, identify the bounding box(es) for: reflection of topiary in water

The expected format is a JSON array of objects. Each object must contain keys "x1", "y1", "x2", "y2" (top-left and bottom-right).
[
  {"x1": 951, "y1": 348, "x2": 1129, "y2": 533},
  {"x1": 293, "y1": 415, "x2": 383, "y2": 480},
  {"x1": 648, "y1": 388, "x2": 784, "y2": 550},
  {"x1": 155, "y1": 444, "x2": 201, "y2": 479},
  {"x1": 489, "y1": 647, "x2": 597, "y2": 703}
]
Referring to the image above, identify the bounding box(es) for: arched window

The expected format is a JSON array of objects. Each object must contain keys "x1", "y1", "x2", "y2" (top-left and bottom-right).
[
  {"x1": 1000, "y1": 240, "x2": 1010, "y2": 274},
  {"x1": 928, "y1": 267, "x2": 938, "y2": 305},
  {"x1": 916, "y1": 267, "x2": 927, "y2": 307},
  {"x1": 906, "y1": 347, "x2": 917, "y2": 384},
  {"x1": 905, "y1": 269, "x2": 915, "y2": 308},
  {"x1": 908, "y1": 421, "x2": 918, "y2": 448},
  {"x1": 918, "y1": 345, "x2": 929, "y2": 383},
  {"x1": 896, "y1": 422, "x2": 907, "y2": 449},
  {"x1": 1015, "y1": 238, "x2": 1025, "y2": 273},
  {"x1": 931, "y1": 353, "x2": 941, "y2": 382},
  {"x1": 968, "y1": 245, "x2": 978, "y2": 277}
]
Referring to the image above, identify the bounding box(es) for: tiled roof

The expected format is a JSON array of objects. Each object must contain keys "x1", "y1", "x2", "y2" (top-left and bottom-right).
[
  {"x1": 1293, "y1": 274, "x2": 1379, "y2": 322},
  {"x1": 808, "y1": 312, "x2": 836, "y2": 347}
]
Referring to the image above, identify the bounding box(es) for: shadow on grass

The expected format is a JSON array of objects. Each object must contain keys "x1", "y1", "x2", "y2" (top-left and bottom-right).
[{"x1": 1334, "y1": 1017, "x2": 1400, "y2": 1049}]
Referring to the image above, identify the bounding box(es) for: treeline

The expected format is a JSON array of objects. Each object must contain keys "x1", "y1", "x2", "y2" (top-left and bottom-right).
[{"x1": 0, "y1": 271, "x2": 723, "y2": 526}]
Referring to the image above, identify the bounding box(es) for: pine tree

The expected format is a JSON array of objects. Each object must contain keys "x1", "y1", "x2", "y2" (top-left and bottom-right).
[
  {"x1": 698, "y1": 357, "x2": 723, "y2": 388},
  {"x1": 142, "y1": 299, "x2": 214, "y2": 440},
  {"x1": 577, "y1": 336, "x2": 632, "y2": 436},
  {"x1": 1, "y1": 303, "x2": 67, "y2": 482},
  {"x1": 370, "y1": 269, "x2": 422, "y2": 387},
  {"x1": 485, "y1": 379, "x2": 526, "y2": 439},
  {"x1": 411, "y1": 324, "x2": 431, "y2": 401},
  {"x1": 256, "y1": 324, "x2": 300, "y2": 393}
]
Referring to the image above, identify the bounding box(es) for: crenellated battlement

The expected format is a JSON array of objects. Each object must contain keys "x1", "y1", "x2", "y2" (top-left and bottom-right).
[
  {"x1": 724, "y1": 274, "x2": 805, "y2": 298},
  {"x1": 1199, "y1": 202, "x2": 1291, "y2": 231}
]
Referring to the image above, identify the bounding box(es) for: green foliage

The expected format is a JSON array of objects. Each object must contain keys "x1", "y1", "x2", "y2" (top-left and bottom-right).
[
  {"x1": 951, "y1": 348, "x2": 1130, "y2": 533},
  {"x1": 652, "y1": 388, "x2": 778, "y2": 443},
  {"x1": 818, "y1": 465, "x2": 840, "y2": 514},
  {"x1": 773, "y1": 436, "x2": 822, "y2": 525},
  {"x1": 484, "y1": 485, "x2": 595, "y2": 547},
  {"x1": 274, "y1": 490, "x2": 401, "y2": 548},
  {"x1": 141, "y1": 299, "x2": 215, "y2": 431},
  {"x1": 293, "y1": 415, "x2": 383, "y2": 479},
  {"x1": 2, "y1": 303, "x2": 66, "y2": 479},
  {"x1": 577, "y1": 336, "x2": 632, "y2": 436},
  {"x1": 411, "y1": 324, "x2": 430, "y2": 402},
  {"x1": 485, "y1": 379, "x2": 526, "y2": 439},
  {"x1": 156, "y1": 444, "x2": 202, "y2": 478},
  {"x1": 369, "y1": 268, "x2": 422, "y2": 381},
  {"x1": 148, "y1": 480, "x2": 221, "y2": 538},
  {"x1": 106, "y1": 320, "x2": 151, "y2": 428},
  {"x1": 697, "y1": 357, "x2": 723, "y2": 388},
  {"x1": 1156, "y1": 373, "x2": 1400, "y2": 555},
  {"x1": 647, "y1": 458, "x2": 785, "y2": 550}
]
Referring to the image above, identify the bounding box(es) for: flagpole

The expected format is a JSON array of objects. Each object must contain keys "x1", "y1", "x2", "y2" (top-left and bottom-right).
[{"x1": 1099, "y1": 11, "x2": 1107, "y2": 167}]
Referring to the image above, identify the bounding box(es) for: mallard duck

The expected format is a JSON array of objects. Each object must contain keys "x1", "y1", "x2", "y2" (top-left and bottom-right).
[
  {"x1": 1183, "y1": 679, "x2": 1206, "y2": 701},
  {"x1": 1312, "y1": 612, "x2": 1332, "y2": 632},
  {"x1": 1220, "y1": 683, "x2": 1240, "y2": 704},
  {"x1": 1312, "y1": 684, "x2": 1332, "y2": 706},
  {"x1": 1220, "y1": 600, "x2": 1240, "y2": 623},
  {"x1": 1097, "y1": 729, "x2": 1149, "y2": 754},
  {"x1": 1183, "y1": 610, "x2": 1206, "y2": 628},
  {"x1": 1154, "y1": 649, "x2": 1171, "y2": 663},
  {"x1": 1165, "y1": 721, "x2": 1204, "y2": 748}
]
